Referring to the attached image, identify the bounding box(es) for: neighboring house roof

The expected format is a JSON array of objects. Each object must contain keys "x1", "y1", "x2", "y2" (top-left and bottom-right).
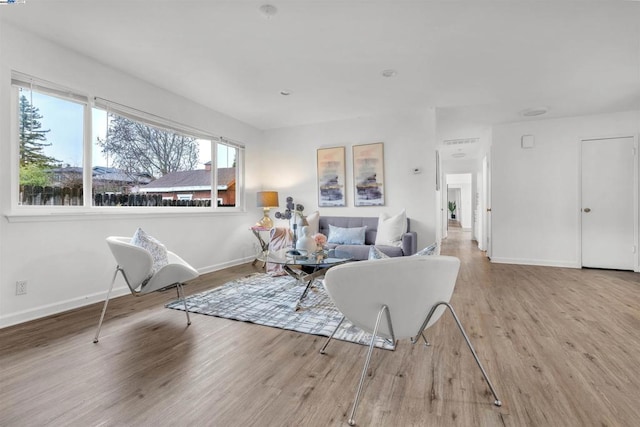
[
  {"x1": 49, "y1": 166, "x2": 153, "y2": 185},
  {"x1": 92, "y1": 166, "x2": 120, "y2": 175},
  {"x1": 50, "y1": 166, "x2": 83, "y2": 174},
  {"x1": 140, "y1": 167, "x2": 235, "y2": 193},
  {"x1": 92, "y1": 166, "x2": 154, "y2": 183}
]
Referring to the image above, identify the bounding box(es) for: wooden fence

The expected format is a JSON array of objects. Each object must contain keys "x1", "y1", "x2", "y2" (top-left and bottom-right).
[{"x1": 19, "y1": 185, "x2": 218, "y2": 207}]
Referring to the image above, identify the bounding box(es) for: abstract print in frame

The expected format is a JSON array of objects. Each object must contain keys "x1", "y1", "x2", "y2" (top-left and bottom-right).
[
  {"x1": 353, "y1": 142, "x2": 384, "y2": 206},
  {"x1": 317, "y1": 146, "x2": 346, "y2": 207}
]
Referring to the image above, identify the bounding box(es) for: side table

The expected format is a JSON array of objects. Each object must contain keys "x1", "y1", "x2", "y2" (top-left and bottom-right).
[{"x1": 250, "y1": 225, "x2": 270, "y2": 268}]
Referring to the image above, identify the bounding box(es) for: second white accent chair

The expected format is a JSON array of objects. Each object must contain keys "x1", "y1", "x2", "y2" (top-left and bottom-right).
[{"x1": 321, "y1": 255, "x2": 502, "y2": 426}]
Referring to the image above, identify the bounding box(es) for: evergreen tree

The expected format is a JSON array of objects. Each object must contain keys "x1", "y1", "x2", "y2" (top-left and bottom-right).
[{"x1": 19, "y1": 94, "x2": 59, "y2": 167}]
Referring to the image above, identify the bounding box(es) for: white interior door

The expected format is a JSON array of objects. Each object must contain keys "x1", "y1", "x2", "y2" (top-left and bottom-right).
[
  {"x1": 484, "y1": 154, "x2": 492, "y2": 258},
  {"x1": 581, "y1": 136, "x2": 637, "y2": 270}
]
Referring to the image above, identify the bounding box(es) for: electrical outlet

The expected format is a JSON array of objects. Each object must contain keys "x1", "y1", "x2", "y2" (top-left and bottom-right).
[{"x1": 16, "y1": 280, "x2": 27, "y2": 295}]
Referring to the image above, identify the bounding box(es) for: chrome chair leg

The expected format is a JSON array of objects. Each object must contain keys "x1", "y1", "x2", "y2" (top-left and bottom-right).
[
  {"x1": 411, "y1": 332, "x2": 430, "y2": 347},
  {"x1": 93, "y1": 267, "x2": 119, "y2": 343},
  {"x1": 347, "y1": 305, "x2": 392, "y2": 426},
  {"x1": 176, "y1": 283, "x2": 191, "y2": 326},
  {"x1": 417, "y1": 302, "x2": 501, "y2": 406},
  {"x1": 419, "y1": 332, "x2": 430, "y2": 346},
  {"x1": 445, "y1": 303, "x2": 502, "y2": 407},
  {"x1": 320, "y1": 316, "x2": 345, "y2": 354}
]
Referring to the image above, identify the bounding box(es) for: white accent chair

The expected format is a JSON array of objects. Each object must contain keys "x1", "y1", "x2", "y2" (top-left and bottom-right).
[
  {"x1": 321, "y1": 255, "x2": 501, "y2": 426},
  {"x1": 93, "y1": 236, "x2": 199, "y2": 343}
]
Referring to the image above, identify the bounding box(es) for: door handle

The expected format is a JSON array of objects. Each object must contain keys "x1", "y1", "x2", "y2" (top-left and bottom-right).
[
  {"x1": 486, "y1": 208, "x2": 492, "y2": 212},
  {"x1": 583, "y1": 208, "x2": 591, "y2": 213}
]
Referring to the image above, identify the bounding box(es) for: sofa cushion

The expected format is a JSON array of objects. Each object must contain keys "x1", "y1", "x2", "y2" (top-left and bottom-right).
[
  {"x1": 374, "y1": 209, "x2": 407, "y2": 247},
  {"x1": 130, "y1": 228, "x2": 168, "y2": 274},
  {"x1": 306, "y1": 211, "x2": 320, "y2": 235},
  {"x1": 319, "y1": 216, "x2": 380, "y2": 245},
  {"x1": 327, "y1": 225, "x2": 367, "y2": 245},
  {"x1": 331, "y1": 244, "x2": 403, "y2": 260}
]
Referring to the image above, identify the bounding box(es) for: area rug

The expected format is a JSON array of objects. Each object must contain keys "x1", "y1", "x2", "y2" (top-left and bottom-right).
[{"x1": 165, "y1": 273, "x2": 394, "y2": 350}]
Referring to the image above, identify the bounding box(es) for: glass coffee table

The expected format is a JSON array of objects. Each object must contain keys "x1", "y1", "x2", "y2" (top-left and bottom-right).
[{"x1": 267, "y1": 249, "x2": 352, "y2": 311}]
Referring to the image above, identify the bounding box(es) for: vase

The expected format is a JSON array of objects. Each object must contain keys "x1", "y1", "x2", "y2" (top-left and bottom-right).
[{"x1": 296, "y1": 226, "x2": 317, "y2": 254}]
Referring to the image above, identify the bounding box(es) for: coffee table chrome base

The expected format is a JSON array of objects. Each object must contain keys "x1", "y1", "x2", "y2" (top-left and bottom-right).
[{"x1": 283, "y1": 264, "x2": 326, "y2": 311}]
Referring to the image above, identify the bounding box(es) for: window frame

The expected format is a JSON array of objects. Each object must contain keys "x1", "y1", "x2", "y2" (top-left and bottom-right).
[{"x1": 7, "y1": 72, "x2": 246, "y2": 221}]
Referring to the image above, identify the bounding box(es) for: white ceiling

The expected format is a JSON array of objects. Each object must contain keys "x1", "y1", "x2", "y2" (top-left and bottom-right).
[{"x1": 2, "y1": 1, "x2": 639, "y2": 147}]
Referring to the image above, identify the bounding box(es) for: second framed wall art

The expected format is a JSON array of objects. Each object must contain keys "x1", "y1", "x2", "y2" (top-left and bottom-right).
[{"x1": 353, "y1": 142, "x2": 384, "y2": 206}]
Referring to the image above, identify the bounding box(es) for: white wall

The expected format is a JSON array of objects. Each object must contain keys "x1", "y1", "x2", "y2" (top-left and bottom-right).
[
  {"x1": 0, "y1": 23, "x2": 265, "y2": 327},
  {"x1": 260, "y1": 112, "x2": 438, "y2": 250},
  {"x1": 491, "y1": 110, "x2": 640, "y2": 268}
]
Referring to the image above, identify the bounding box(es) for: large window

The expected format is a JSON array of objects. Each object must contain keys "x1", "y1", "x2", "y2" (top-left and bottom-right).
[
  {"x1": 14, "y1": 78, "x2": 87, "y2": 206},
  {"x1": 12, "y1": 73, "x2": 244, "y2": 211}
]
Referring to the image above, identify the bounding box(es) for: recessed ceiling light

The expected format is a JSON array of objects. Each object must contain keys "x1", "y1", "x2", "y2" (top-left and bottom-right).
[
  {"x1": 452, "y1": 153, "x2": 466, "y2": 158},
  {"x1": 259, "y1": 4, "x2": 278, "y2": 18},
  {"x1": 521, "y1": 107, "x2": 548, "y2": 117},
  {"x1": 381, "y1": 69, "x2": 398, "y2": 78},
  {"x1": 280, "y1": 89, "x2": 292, "y2": 96}
]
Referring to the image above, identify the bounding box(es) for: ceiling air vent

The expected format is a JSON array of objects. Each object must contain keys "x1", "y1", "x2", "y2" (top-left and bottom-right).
[{"x1": 442, "y1": 138, "x2": 479, "y2": 146}]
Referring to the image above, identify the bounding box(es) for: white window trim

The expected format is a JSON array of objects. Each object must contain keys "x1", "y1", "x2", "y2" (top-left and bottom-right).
[{"x1": 7, "y1": 72, "x2": 246, "y2": 220}]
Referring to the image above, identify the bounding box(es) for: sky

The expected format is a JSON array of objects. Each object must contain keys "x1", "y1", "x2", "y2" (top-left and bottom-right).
[{"x1": 23, "y1": 89, "x2": 233, "y2": 172}]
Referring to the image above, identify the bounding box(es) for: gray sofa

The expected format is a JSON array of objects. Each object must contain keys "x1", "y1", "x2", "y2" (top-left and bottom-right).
[{"x1": 318, "y1": 216, "x2": 417, "y2": 260}]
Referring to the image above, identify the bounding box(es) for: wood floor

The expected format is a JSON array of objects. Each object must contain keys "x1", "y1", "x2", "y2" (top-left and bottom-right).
[{"x1": 1, "y1": 230, "x2": 639, "y2": 426}]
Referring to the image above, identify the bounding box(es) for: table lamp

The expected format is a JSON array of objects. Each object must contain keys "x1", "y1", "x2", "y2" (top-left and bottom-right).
[{"x1": 256, "y1": 191, "x2": 279, "y2": 229}]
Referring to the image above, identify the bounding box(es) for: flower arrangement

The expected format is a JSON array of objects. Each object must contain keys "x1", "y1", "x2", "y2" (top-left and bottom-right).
[
  {"x1": 312, "y1": 233, "x2": 328, "y2": 261},
  {"x1": 313, "y1": 233, "x2": 327, "y2": 249}
]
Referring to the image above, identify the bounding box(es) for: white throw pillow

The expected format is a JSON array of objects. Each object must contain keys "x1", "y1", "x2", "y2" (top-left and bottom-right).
[
  {"x1": 374, "y1": 209, "x2": 407, "y2": 247},
  {"x1": 306, "y1": 211, "x2": 320, "y2": 235},
  {"x1": 130, "y1": 228, "x2": 169, "y2": 274}
]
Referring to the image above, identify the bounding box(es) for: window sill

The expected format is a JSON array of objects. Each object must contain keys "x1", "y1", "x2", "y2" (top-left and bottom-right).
[{"x1": 4, "y1": 206, "x2": 245, "y2": 223}]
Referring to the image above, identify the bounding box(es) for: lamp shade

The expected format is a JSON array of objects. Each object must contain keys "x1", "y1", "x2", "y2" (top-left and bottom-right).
[{"x1": 256, "y1": 191, "x2": 279, "y2": 208}]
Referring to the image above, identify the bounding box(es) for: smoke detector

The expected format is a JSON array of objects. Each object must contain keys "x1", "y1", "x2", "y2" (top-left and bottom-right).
[{"x1": 259, "y1": 4, "x2": 278, "y2": 18}]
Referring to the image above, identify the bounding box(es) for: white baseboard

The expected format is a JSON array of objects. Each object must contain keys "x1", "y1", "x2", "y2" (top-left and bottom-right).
[
  {"x1": 0, "y1": 256, "x2": 253, "y2": 330},
  {"x1": 0, "y1": 286, "x2": 130, "y2": 329},
  {"x1": 197, "y1": 256, "x2": 253, "y2": 275},
  {"x1": 490, "y1": 257, "x2": 581, "y2": 269}
]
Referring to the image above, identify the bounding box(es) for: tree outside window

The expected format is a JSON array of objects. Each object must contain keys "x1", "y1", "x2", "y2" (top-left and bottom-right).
[{"x1": 17, "y1": 88, "x2": 85, "y2": 205}]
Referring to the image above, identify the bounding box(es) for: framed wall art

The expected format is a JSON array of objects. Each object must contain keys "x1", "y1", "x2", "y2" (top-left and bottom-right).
[
  {"x1": 353, "y1": 142, "x2": 384, "y2": 206},
  {"x1": 317, "y1": 146, "x2": 346, "y2": 207}
]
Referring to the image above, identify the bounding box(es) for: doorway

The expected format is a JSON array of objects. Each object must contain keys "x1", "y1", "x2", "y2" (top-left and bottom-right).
[
  {"x1": 446, "y1": 173, "x2": 473, "y2": 237},
  {"x1": 581, "y1": 136, "x2": 637, "y2": 270}
]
